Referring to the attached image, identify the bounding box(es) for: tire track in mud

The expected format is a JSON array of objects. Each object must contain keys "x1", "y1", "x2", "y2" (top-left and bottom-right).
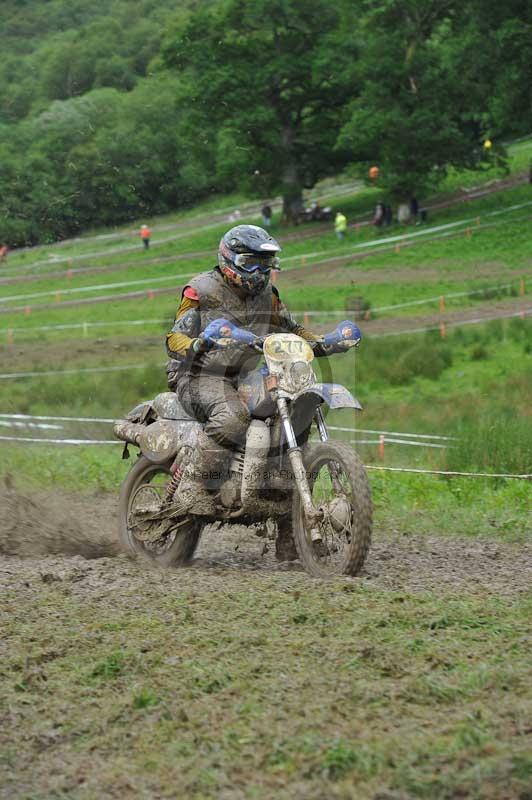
[{"x1": 1, "y1": 484, "x2": 530, "y2": 596}]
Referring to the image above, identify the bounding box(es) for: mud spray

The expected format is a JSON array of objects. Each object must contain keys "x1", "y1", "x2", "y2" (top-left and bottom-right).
[{"x1": 0, "y1": 477, "x2": 119, "y2": 559}]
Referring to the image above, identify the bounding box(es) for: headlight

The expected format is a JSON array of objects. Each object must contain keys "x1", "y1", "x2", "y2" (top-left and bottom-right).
[{"x1": 290, "y1": 360, "x2": 312, "y2": 388}]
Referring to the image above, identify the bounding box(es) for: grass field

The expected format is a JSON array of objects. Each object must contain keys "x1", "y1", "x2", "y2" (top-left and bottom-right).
[{"x1": 0, "y1": 141, "x2": 531, "y2": 799}]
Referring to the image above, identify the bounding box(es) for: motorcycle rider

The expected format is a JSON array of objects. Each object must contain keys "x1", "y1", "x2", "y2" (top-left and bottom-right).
[{"x1": 165, "y1": 224, "x2": 359, "y2": 544}]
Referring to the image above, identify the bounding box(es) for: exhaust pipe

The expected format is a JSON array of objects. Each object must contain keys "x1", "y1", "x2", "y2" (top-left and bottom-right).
[{"x1": 113, "y1": 420, "x2": 146, "y2": 445}]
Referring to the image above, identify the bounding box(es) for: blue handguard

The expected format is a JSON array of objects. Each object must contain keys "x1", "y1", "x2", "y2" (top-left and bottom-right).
[
  {"x1": 202, "y1": 318, "x2": 257, "y2": 346},
  {"x1": 323, "y1": 320, "x2": 362, "y2": 348}
]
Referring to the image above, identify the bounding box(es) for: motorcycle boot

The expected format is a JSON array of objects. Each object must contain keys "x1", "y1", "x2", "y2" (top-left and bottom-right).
[{"x1": 173, "y1": 431, "x2": 228, "y2": 515}]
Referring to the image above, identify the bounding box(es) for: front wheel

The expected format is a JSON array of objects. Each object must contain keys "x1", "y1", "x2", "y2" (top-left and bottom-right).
[
  {"x1": 292, "y1": 442, "x2": 372, "y2": 578},
  {"x1": 118, "y1": 455, "x2": 201, "y2": 567}
]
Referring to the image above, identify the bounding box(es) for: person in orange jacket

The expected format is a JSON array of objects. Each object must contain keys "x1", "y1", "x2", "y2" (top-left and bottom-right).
[{"x1": 140, "y1": 224, "x2": 151, "y2": 249}]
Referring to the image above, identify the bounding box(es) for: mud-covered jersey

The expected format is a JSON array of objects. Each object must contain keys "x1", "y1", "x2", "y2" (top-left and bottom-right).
[{"x1": 166, "y1": 270, "x2": 319, "y2": 362}]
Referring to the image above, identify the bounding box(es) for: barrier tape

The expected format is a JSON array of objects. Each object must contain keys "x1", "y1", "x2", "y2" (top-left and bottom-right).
[
  {"x1": 0, "y1": 435, "x2": 120, "y2": 445},
  {"x1": 372, "y1": 307, "x2": 531, "y2": 338},
  {"x1": 350, "y1": 437, "x2": 448, "y2": 449},
  {"x1": 0, "y1": 412, "x2": 115, "y2": 423},
  {"x1": 1, "y1": 291, "x2": 529, "y2": 341},
  {"x1": 0, "y1": 272, "x2": 196, "y2": 306},
  {"x1": 3, "y1": 202, "x2": 530, "y2": 309},
  {"x1": 5, "y1": 180, "x2": 363, "y2": 272},
  {"x1": 0, "y1": 305, "x2": 530, "y2": 379},
  {"x1": 0, "y1": 420, "x2": 63, "y2": 430},
  {"x1": 0, "y1": 414, "x2": 456, "y2": 442},
  {"x1": 0, "y1": 363, "x2": 152, "y2": 380},
  {"x1": 0, "y1": 319, "x2": 166, "y2": 336},
  {"x1": 302, "y1": 281, "x2": 521, "y2": 317},
  {"x1": 281, "y1": 201, "x2": 532, "y2": 266},
  {"x1": 328, "y1": 425, "x2": 456, "y2": 440},
  {"x1": 1, "y1": 434, "x2": 529, "y2": 479},
  {"x1": 365, "y1": 465, "x2": 531, "y2": 480}
]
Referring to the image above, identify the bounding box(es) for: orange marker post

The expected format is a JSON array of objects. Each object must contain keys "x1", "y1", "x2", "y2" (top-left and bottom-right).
[
  {"x1": 440, "y1": 321, "x2": 446, "y2": 339},
  {"x1": 147, "y1": 290, "x2": 155, "y2": 300},
  {"x1": 394, "y1": 243, "x2": 400, "y2": 254},
  {"x1": 439, "y1": 296, "x2": 445, "y2": 313},
  {"x1": 378, "y1": 434, "x2": 385, "y2": 461},
  {"x1": 519, "y1": 277, "x2": 525, "y2": 296},
  {"x1": 24, "y1": 306, "x2": 31, "y2": 315},
  {"x1": 303, "y1": 311, "x2": 310, "y2": 327}
]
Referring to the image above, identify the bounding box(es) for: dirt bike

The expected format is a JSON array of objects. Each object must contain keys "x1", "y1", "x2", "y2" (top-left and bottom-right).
[
  {"x1": 296, "y1": 205, "x2": 334, "y2": 224},
  {"x1": 114, "y1": 321, "x2": 372, "y2": 578}
]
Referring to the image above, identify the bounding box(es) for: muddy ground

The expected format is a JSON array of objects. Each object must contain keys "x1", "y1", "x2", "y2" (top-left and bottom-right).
[{"x1": 1, "y1": 484, "x2": 530, "y2": 597}]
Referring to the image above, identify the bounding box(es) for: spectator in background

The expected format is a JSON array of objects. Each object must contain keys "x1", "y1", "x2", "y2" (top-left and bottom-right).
[
  {"x1": 0, "y1": 244, "x2": 8, "y2": 263},
  {"x1": 410, "y1": 196, "x2": 419, "y2": 223},
  {"x1": 140, "y1": 224, "x2": 151, "y2": 249},
  {"x1": 384, "y1": 204, "x2": 393, "y2": 226},
  {"x1": 334, "y1": 210, "x2": 347, "y2": 240},
  {"x1": 373, "y1": 202, "x2": 385, "y2": 228},
  {"x1": 261, "y1": 204, "x2": 272, "y2": 227}
]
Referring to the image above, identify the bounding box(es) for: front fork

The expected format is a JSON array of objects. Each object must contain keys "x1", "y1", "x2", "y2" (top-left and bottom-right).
[{"x1": 277, "y1": 396, "x2": 324, "y2": 541}]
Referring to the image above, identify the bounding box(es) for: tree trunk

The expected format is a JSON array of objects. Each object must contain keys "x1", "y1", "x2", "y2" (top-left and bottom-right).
[{"x1": 280, "y1": 122, "x2": 303, "y2": 223}]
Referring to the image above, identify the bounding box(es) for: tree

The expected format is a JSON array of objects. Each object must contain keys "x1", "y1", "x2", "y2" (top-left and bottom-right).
[
  {"x1": 162, "y1": 0, "x2": 358, "y2": 220},
  {"x1": 337, "y1": 0, "x2": 497, "y2": 206}
]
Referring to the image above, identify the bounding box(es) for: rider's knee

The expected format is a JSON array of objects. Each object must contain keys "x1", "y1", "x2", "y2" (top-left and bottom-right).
[{"x1": 207, "y1": 404, "x2": 250, "y2": 449}]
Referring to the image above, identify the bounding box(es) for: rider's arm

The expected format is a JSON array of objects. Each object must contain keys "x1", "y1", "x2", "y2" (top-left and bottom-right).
[{"x1": 166, "y1": 288, "x2": 201, "y2": 359}]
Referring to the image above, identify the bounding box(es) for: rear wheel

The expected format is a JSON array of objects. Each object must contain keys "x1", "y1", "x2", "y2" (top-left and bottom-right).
[
  {"x1": 118, "y1": 455, "x2": 201, "y2": 567},
  {"x1": 292, "y1": 442, "x2": 372, "y2": 578}
]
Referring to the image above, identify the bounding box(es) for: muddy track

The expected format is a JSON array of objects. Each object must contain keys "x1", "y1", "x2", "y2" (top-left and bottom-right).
[{"x1": 0, "y1": 485, "x2": 530, "y2": 597}]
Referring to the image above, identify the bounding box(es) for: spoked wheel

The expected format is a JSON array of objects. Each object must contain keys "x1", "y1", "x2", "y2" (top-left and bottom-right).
[
  {"x1": 292, "y1": 442, "x2": 372, "y2": 578},
  {"x1": 118, "y1": 455, "x2": 201, "y2": 567}
]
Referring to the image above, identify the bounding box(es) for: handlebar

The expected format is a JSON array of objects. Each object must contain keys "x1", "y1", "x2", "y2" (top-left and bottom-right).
[{"x1": 211, "y1": 335, "x2": 359, "y2": 352}]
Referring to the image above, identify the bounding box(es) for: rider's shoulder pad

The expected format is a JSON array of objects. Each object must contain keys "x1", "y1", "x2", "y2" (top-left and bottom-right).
[{"x1": 183, "y1": 286, "x2": 199, "y2": 301}]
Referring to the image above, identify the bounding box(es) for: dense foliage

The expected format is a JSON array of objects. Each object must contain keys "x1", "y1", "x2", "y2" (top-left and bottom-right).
[{"x1": 0, "y1": 0, "x2": 530, "y2": 245}]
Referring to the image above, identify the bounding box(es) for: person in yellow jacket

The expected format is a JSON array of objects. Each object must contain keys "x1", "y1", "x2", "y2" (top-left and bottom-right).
[{"x1": 334, "y1": 211, "x2": 347, "y2": 240}]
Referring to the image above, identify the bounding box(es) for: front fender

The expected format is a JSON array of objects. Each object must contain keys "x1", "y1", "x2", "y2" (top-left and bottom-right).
[
  {"x1": 293, "y1": 383, "x2": 362, "y2": 411},
  {"x1": 287, "y1": 383, "x2": 362, "y2": 442}
]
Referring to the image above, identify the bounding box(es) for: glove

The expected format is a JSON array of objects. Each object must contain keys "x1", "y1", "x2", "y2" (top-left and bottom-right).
[
  {"x1": 201, "y1": 318, "x2": 257, "y2": 346},
  {"x1": 190, "y1": 337, "x2": 212, "y2": 355},
  {"x1": 323, "y1": 320, "x2": 362, "y2": 349}
]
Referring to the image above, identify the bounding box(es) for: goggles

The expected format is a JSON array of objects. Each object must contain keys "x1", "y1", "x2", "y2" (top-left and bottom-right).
[{"x1": 233, "y1": 252, "x2": 280, "y2": 273}]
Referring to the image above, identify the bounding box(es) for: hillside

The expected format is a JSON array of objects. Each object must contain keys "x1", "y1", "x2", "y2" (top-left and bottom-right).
[{"x1": 1, "y1": 0, "x2": 531, "y2": 245}]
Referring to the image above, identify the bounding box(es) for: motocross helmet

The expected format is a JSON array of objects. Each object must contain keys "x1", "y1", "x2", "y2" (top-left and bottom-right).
[{"x1": 218, "y1": 224, "x2": 281, "y2": 296}]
